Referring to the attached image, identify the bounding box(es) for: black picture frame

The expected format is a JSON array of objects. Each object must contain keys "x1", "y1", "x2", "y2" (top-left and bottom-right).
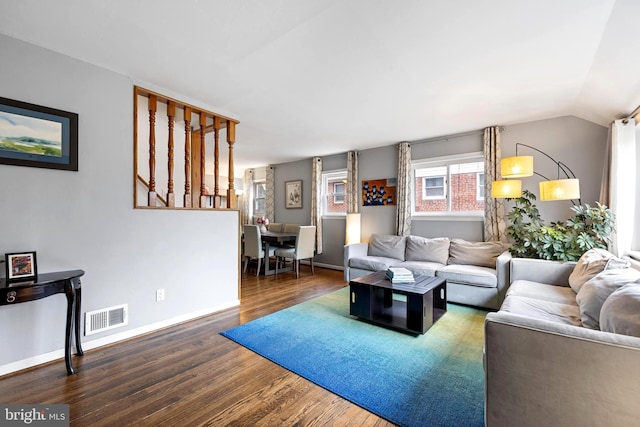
[
  {"x1": 5, "y1": 251, "x2": 38, "y2": 282},
  {"x1": 0, "y1": 96, "x2": 78, "y2": 171},
  {"x1": 285, "y1": 180, "x2": 302, "y2": 209}
]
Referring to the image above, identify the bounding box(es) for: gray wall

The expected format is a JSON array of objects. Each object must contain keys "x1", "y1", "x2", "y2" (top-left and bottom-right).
[
  {"x1": 270, "y1": 116, "x2": 608, "y2": 270},
  {"x1": 0, "y1": 35, "x2": 239, "y2": 373},
  {"x1": 501, "y1": 116, "x2": 608, "y2": 223},
  {"x1": 273, "y1": 159, "x2": 312, "y2": 225},
  {"x1": 314, "y1": 154, "x2": 349, "y2": 267},
  {"x1": 359, "y1": 144, "x2": 399, "y2": 238},
  {"x1": 410, "y1": 131, "x2": 485, "y2": 240},
  {"x1": 272, "y1": 154, "x2": 349, "y2": 268}
]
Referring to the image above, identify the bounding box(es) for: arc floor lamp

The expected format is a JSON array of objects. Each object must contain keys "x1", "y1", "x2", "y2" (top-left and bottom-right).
[{"x1": 492, "y1": 143, "x2": 581, "y2": 204}]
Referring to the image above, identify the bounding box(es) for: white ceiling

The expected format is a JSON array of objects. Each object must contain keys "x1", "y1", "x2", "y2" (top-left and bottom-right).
[{"x1": 2, "y1": 0, "x2": 640, "y2": 174}]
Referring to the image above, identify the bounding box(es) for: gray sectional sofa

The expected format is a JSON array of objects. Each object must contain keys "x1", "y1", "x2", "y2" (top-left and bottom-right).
[
  {"x1": 485, "y1": 252, "x2": 640, "y2": 426},
  {"x1": 344, "y1": 234, "x2": 511, "y2": 309}
]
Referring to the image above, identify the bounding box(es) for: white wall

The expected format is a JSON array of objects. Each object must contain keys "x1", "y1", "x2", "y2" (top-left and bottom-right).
[
  {"x1": 0, "y1": 35, "x2": 239, "y2": 374},
  {"x1": 635, "y1": 126, "x2": 640, "y2": 249}
]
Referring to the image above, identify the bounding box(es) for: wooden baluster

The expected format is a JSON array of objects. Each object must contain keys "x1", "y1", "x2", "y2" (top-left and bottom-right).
[
  {"x1": 213, "y1": 117, "x2": 221, "y2": 208},
  {"x1": 166, "y1": 101, "x2": 176, "y2": 207},
  {"x1": 148, "y1": 95, "x2": 157, "y2": 207},
  {"x1": 199, "y1": 113, "x2": 207, "y2": 208},
  {"x1": 227, "y1": 121, "x2": 237, "y2": 209},
  {"x1": 183, "y1": 107, "x2": 192, "y2": 208}
]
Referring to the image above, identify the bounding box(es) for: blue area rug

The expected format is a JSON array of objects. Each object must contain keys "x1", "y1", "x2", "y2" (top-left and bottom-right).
[{"x1": 221, "y1": 287, "x2": 488, "y2": 427}]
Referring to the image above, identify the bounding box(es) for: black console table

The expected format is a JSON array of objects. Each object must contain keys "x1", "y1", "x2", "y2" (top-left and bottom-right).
[{"x1": 0, "y1": 270, "x2": 85, "y2": 375}]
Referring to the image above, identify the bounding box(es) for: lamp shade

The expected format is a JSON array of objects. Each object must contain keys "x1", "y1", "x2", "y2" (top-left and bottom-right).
[
  {"x1": 345, "y1": 213, "x2": 361, "y2": 245},
  {"x1": 491, "y1": 179, "x2": 522, "y2": 198},
  {"x1": 539, "y1": 179, "x2": 580, "y2": 201},
  {"x1": 501, "y1": 156, "x2": 534, "y2": 178}
]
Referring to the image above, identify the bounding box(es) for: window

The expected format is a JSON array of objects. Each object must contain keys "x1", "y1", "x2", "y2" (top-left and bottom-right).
[
  {"x1": 413, "y1": 154, "x2": 484, "y2": 216},
  {"x1": 253, "y1": 181, "x2": 266, "y2": 215},
  {"x1": 322, "y1": 170, "x2": 348, "y2": 215},
  {"x1": 422, "y1": 174, "x2": 446, "y2": 199},
  {"x1": 477, "y1": 173, "x2": 485, "y2": 200},
  {"x1": 333, "y1": 182, "x2": 345, "y2": 204}
]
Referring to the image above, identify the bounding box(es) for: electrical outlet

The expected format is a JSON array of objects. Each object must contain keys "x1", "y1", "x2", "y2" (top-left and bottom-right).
[{"x1": 156, "y1": 289, "x2": 165, "y2": 302}]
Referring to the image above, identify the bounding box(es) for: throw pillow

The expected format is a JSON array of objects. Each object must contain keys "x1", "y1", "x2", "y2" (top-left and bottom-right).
[
  {"x1": 368, "y1": 234, "x2": 406, "y2": 260},
  {"x1": 575, "y1": 268, "x2": 640, "y2": 329},
  {"x1": 405, "y1": 236, "x2": 450, "y2": 264},
  {"x1": 600, "y1": 284, "x2": 640, "y2": 338},
  {"x1": 569, "y1": 248, "x2": 629, "y2": 293},
  {"x1": 447, "y1": 239, "x2": 505, "y2": 269}
]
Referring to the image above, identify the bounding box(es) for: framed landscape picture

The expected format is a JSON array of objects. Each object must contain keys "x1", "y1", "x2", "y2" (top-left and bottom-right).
[
  {"x1": 285, "y1": 180, "x2": 302, "y2": 209},
  {"x1": 5, "y1": 251, "x2": 38, "y2": 282},
  {"x1": 0, "y1": 97, "x2": 78, "y2": 171}
]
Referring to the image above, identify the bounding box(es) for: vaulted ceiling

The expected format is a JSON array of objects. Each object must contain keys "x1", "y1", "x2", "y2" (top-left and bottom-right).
[{"x1": 2, "y1": 0, "x2": 639, "y2": 173}]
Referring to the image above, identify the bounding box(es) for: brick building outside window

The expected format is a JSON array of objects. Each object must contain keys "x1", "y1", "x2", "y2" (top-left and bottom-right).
[{"x1": 413, "y1": 156, "x2": 484, "y2": 215}]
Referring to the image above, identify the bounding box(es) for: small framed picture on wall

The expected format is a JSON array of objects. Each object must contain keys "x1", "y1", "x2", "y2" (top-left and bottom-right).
[{"x1": 285, "y1": 180, "x2": 302, "y2": 209}]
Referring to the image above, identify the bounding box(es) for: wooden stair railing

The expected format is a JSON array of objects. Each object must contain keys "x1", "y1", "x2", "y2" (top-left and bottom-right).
[
  {"x1": 137, "y1": 175, "x2": 168, "y2": 207},
  {"x1": 133, "y1": 86, "x2": 240, "y2": 209}
]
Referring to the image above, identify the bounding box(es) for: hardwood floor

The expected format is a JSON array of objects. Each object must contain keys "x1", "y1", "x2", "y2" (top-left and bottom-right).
[{"x1": 0, "y1": 267, "x2": 395, "y2": 426}]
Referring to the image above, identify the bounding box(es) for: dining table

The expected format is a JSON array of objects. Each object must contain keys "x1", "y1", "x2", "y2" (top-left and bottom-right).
[{"x1": 260, "y1": 230, "x2": 297, "y2": 275}]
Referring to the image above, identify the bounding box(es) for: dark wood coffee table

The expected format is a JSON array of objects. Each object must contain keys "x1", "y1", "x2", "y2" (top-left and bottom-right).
[{"x1": 349, "y1": 271, "x2": 447, "y2": 334}]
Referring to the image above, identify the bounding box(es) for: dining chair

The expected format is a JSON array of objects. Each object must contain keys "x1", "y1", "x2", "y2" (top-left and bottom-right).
[
  {"x1": 280, "y1": 224, "x2": 300, "y2": 248},
  {"x1": 267, "y1": 223, "x2": 283, "y2": 232},
  {"x1": 283, "y1": 223, "x2": 300, "y2": 234},
  {"x1": 243, "y1": 224, "x2": 275, "y2": 276},
  {"x1": 274, "y1": 225, "x2": 316, "y2": 278}
]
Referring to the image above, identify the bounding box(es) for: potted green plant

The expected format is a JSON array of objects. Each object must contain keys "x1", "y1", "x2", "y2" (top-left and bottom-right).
[{"x1": 506, "y1": 190, "x2": 615, "y2": 261}]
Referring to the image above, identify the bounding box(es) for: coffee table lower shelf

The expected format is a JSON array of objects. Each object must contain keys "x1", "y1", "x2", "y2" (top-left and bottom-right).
[
  {"x1": 349, "y1": 272, "x2": 447, "y2": 335},
  {"x1": 370, "y1": 303, "x2": 447, "y2": 331}
]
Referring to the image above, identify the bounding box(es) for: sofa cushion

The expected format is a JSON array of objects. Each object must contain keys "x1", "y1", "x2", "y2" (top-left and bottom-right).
[
  {"x1": 507, "y1": 280, "x2": 577, "y2": 305},
  {"x1": 436, "y1": 264, "x2": 497, "y2": 288},
  {"x1": 391, "y1": 261, "x2": 441, "y2": 277},
  {"x1": 568, "y1": 248, "x2": 629, "y2": 293},
  {"x1": 500, "y1": 295, "x2": 582, "y2": 326},
  {"x1": 349, "y1": 256, "x2": 398, "y2": 272},
  {"x1": 368, "y1": 234, "x2": 406, "y2": 260},
  {"x1": 448, "y1": 239, "x2": 505, "y2": 268},
  {"x1": 600, "y1": 284, "x2": 640, "y2": 337},
  {"x1": 405, "y1": 236, "x2": 450, "y2": 264},
  {"x1": 576, "y1": 268, "x2": 640, "y2": 330}
]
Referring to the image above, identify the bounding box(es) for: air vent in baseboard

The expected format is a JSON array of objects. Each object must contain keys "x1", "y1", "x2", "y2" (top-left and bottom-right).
[{"x1": 85, "y1": 304, "x2": 128, "y2": 335}]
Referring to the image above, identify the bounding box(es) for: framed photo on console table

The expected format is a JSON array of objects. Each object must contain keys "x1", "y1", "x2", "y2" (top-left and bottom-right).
[
  {"x1": 285, "y1": 180, "x2": 302, "y2": 209},
  {"x1": 0, "y1": 96, "x2": 78, "y2": 171},
  {"x1": 5, "y1": 251, "x2": 38, "y2": 282}
]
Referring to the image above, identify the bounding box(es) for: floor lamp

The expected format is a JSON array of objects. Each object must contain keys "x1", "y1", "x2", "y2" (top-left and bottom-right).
[
  {"x1": 345, "y1": 213, "x2": 361, "y2": 245},
  {"x1": 491, "y1": 143, "x2": 581, "y2": 205}
]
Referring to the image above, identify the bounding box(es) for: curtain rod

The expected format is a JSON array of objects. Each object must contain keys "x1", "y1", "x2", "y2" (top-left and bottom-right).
[
  {"x1": 411, "y1": 126, "x2": 506, "y2": 146},
  {"x1": 627, "y1": 104, "x2": 640, "y2": 121}
]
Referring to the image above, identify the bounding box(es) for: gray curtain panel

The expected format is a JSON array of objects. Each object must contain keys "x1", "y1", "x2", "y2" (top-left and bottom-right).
[
  {"x1": 311, "y1": 157, "x2": 323, "y2": 254},
  {"x1": 483, "y1": 126, "x2": 507, "y2": 242},
  {"x1": 266, "y1": 165, "x2": 275, "y2": 223},
  {"x1": 395, "y1": 142, "x2": 412, "y2": 236},
  {"x1": 240, "y1": 168, "x2": 254, "y2": 225},
  {"x1": 347, "y1": 151, "x2": 359, "y2": 214}
]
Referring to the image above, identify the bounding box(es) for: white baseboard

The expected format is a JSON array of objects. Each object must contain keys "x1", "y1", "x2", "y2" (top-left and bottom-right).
[
  {"x1": 310, "y1": 261, "x2": 343, "y2": 271},
  {"x1": 0, "y1": 299, "x2": 240, "y2": 377}
]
